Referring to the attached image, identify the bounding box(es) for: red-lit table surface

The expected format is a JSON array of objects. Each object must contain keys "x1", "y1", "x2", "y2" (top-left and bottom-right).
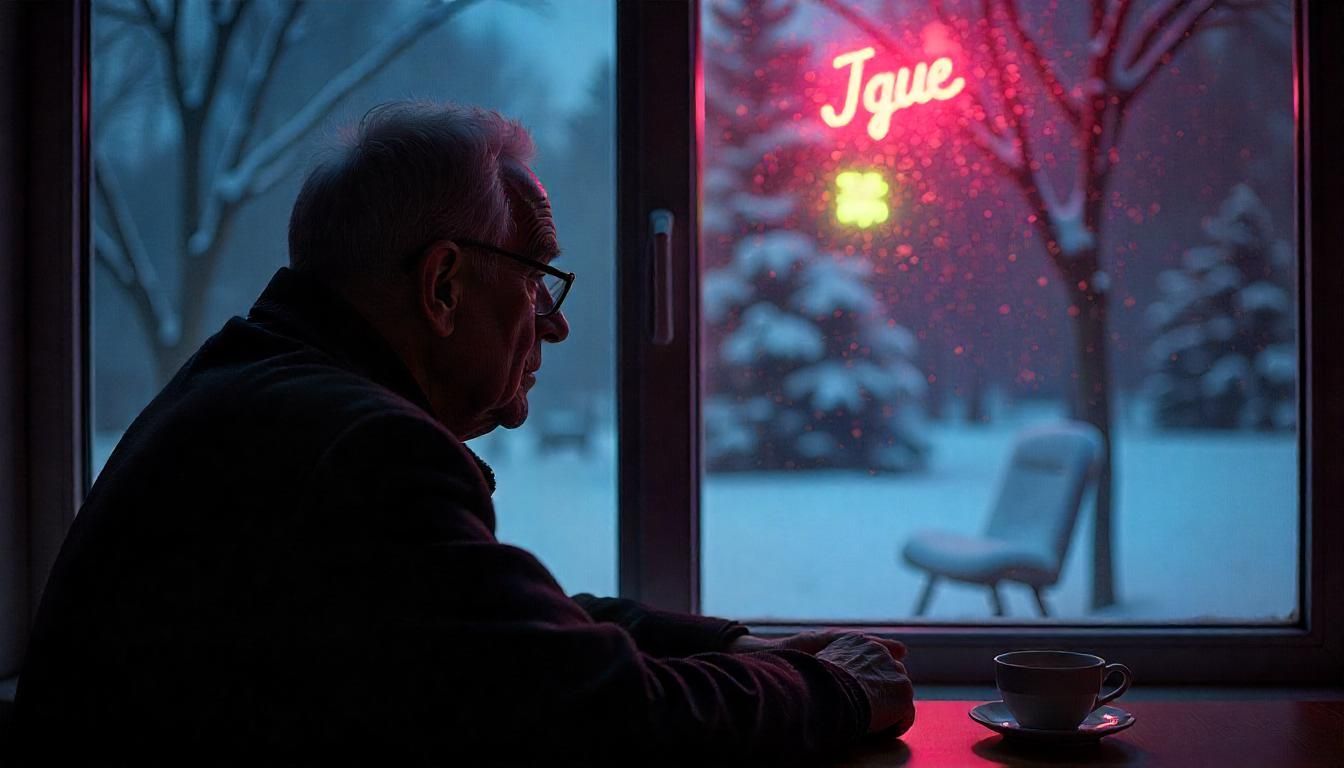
[{"x1": 835, "y1": 700, "x2": 1344, "y2": 767}]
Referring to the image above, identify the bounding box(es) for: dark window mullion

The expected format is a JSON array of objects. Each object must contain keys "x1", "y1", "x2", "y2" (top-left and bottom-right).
[
  {"x1": 616, "y1": 0, "x2": 701, "y2": 613},
  {"x1": 7, "y1": 0, "x2": 90, "y2": 677}
]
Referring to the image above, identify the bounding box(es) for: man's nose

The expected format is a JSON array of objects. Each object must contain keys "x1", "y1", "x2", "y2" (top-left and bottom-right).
[{"x1": 538, "y1": 309, "x2": 569, "y2": 343}]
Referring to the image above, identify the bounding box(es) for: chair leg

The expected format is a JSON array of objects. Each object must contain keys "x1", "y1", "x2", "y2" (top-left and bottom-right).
[
  {"x1": 989, "y1": 584, "x2": 1005, "y2": 617},
  {"x1": 1032, "y1": 586, "x2": 1050, "y2": 617},
  {"x1": 914, "y1": 576, "x2": 938, "y2": 616}
]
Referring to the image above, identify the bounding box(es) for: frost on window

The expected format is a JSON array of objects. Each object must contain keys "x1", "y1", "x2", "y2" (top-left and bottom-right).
[{"x1": 700, "y1": 0, "x2": 1298, "y2": 624}]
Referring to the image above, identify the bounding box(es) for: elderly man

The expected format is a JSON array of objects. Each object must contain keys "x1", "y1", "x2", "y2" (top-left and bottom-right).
[{"x1": 15, "y1": 102, "x2": 914, "y2": 764}]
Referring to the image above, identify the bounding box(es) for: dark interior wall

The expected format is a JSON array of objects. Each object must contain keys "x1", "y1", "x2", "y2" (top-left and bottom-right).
[{"x1": 0, "y1": 0, "x2": 31, "y2": 677}]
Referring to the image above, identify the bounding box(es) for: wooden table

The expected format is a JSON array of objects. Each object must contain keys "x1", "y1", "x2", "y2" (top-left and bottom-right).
[{"x1": 836, "y1": 700, "x2": 1344, "y2": 767}]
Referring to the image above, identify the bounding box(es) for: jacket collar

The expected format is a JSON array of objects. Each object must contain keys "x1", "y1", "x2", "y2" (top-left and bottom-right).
[{"x1": 246, "y1": 268, "x2": 497, "y2": 494}]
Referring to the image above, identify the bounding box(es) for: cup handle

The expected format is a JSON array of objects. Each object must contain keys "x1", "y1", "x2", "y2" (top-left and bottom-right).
[{"x1": 1093, "y1": 663, "x2": 1133, "y2": 710}]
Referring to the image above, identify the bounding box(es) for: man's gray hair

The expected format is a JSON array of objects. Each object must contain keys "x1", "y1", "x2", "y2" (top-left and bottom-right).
[{"x1": 288, "y1": 101, "x2": 534, "y2": 281}]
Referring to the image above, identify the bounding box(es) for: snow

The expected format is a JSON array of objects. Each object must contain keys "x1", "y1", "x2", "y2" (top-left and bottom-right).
[
  {"x1": 1200, "y1": 354, "x2": 1250, "y2": 397},
  {"x1": 1157, "y1": 268, "x2": 1198, "y2": 299},
  {"x1": 792, "y1": 259, "x2": 875, "y2": 316},
  {"x1": 702, "y1": 269, "x2": 752, "y2": 323},
  {"x1": 1257, "y1": 344, "x2": 1296, "y2": 384},
  {"x1": 1205, "y1": 184, "x2": 1274, "y2": 246},
  {"x1": 1203, "y1": 264, "x2": 1242, "y2": 296},
  {"x1": 865, "y1": 323, "x2": 918, "y2": 359},
  {"x1": 1147, "y1": 325, "x2": 1204, "y2": 367},
  {"x1": 733, "y1": 230, "x2": 814, "y2": 277},
  {"x1": 704, "y1": 396, "x2": 759, "y2": 456},
  {"x1": 1240, "y1": 281, "x2": 1290, "y2": 314},
  {"x1": 722, "y1": 302, "x2": 825, "y2": 364},
  {"x1": 1090, "y1": 270, "x2": 1112, "y2": 294},
  {"x1": 702, "y1": 166, "x2": 738, "y2": 197},
  {"x1": 727, "y1": 123, "x2": 823, "y2": 165},
  {"x1": 92, "y1": 402, "x2": 1300, "y2": 623},
  {"x1": 700, "y1": 414, "x2": 1298, "y2": 623},
  {"x1": 1181, "y1": 245, "x2": 1223, "y2": 272},
  {"x1": 1054, "y1": 213, "x2": 1096, "y2": 257},
  {"x1": 730, "y1": 192, "x2": 795, "y2": 224},
  {"x1": 701, "y1": 206, "x2": 734, "y2": 236},
  {"x1": 796, "y1": 431, "x2": 839, "y2": 459},
  {"x1": 785, "y1": 361, "x2": 868, "y2": 411}
]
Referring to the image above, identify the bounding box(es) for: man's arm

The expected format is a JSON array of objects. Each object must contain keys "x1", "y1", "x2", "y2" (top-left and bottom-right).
[
  {"x1": 569, "y1": 593, "x2": 750, "y2": 657},
  {"x1": 312, "y1": 410, "x2": 894, "y2": 763}
]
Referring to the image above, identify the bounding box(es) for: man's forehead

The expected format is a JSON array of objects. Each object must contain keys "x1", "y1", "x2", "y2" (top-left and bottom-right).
[{"x1": 502, "y1": 164, "x2": 559, "y2": 261}]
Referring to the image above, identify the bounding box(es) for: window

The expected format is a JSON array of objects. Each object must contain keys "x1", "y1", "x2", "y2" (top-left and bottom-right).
[
  {"x1": 620, "y1": 0, "x2": 1338, "y2": 683},
  {"x1": 89, "y1": 0, "x2": 616, "y2": 595},
  {"x1": 699, "y1": 1, "x2": 1298, "y2": 625},
  {"x1": 11, "y1": 0, "x2": 1340, "y2": 687}
]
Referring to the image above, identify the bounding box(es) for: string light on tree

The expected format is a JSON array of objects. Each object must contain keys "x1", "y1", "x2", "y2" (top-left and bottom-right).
[{"x1": 835, "y1": 170, "x2": 890, "y2": 228}]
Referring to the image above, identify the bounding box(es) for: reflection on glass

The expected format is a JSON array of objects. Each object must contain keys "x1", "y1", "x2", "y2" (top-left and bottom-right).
[
  {"x1": 700, "y1": 0, "x2": 1297, "y2": 623},
  {"x1": 90, "y1": 0, "x2": 616, "y2": 595}
]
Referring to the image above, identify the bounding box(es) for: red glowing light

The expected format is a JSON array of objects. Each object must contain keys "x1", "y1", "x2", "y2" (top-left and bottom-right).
[{"x1": 819, "y1": 46, "x2": 966, "y2": 141}]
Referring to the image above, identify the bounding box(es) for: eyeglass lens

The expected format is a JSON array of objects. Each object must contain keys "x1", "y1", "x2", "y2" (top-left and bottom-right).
[{"x1": 537, "y1": 273, "x2": 566, "y2": 315}]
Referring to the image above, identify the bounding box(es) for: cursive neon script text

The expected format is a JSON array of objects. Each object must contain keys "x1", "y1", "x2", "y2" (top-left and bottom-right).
[{"x1": 820, "y1": 47, "x2": 966, "y2": 140}]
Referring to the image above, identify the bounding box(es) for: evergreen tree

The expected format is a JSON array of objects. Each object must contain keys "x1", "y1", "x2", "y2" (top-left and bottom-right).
[
  {"x1": 703, "y1": 0, "x2": 926, "y2": 472},
  {"x1": 1146, "y1": 184, "x2": 1295, "y2": 430}
]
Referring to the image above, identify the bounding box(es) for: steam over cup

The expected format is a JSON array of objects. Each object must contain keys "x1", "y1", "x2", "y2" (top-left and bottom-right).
[{"x1": 994, "y1": 650, "x2": 1133, "y2": 731}]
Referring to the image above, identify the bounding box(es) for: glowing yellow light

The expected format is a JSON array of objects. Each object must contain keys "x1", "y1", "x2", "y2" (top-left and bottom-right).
[
  {"x1": 820, "y1": 47, "x2": 966, "y2": 140},
  {"x1": 835, "y1": 171, "x2": 890, "y2": 228}
]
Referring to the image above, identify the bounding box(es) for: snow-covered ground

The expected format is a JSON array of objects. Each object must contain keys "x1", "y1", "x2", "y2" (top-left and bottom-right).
[
  {"x1": 701, "y1": 422, "x2": 1297, "y2": 623},
  {"x1": 93, "y1": 406, "x2": 1298, "y2": 625}
]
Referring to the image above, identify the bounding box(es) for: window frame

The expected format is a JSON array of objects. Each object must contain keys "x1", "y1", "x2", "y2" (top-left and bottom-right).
[
  {"x1": 618, "y1": 0, "x2": 1343, "y2": 685},
  {"x1": 1, "y1": 0, "x2": 90, "y2": 680},
  {"x1": 10, "y1": 0, "x2": 1339, "y2": 687}
]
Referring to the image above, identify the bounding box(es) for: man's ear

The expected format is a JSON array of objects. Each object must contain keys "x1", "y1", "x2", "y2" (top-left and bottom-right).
[{"x1": 417, "y1": 241, "x2": 464, "y2": 337}]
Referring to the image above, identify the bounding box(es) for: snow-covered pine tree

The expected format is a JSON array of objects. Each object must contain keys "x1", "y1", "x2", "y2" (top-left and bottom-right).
[
  {"x1": 1145, "y1": 184, "x2": 1295, "y2": 430},
  {"x1": 702, "y1": 0, "x2": 926, "y2": 472}
]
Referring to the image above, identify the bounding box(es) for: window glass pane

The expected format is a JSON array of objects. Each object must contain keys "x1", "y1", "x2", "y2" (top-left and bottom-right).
[
  {"x1": 700, "y1": 0, "x2": 1298, "y2": 623},
  {"x1": 90, "y1": 0, "x2": 616, "y2": 595}
]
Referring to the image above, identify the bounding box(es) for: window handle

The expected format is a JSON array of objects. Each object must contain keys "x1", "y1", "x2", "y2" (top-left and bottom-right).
[{"x1": 650, "y1": 209, "x2": 675, "y2": 345}]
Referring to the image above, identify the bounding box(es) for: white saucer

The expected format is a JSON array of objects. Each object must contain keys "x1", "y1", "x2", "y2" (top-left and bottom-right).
[{"x1": 969, "y1": 701, "x2": 1136, "y2": 744}]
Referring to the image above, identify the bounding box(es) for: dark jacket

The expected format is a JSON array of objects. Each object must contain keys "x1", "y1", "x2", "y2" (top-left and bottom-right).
[{"x1": 15, "y1": 268, "x2": 880, "y2": 765}]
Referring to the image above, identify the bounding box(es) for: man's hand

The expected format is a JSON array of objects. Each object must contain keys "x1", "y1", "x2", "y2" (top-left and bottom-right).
[
  {"x1": 816, "y1": 634, "x2": 915, "y2": 736},
  {"x1": 728, "y1": 630, "x2": 906, "y2": 661}
]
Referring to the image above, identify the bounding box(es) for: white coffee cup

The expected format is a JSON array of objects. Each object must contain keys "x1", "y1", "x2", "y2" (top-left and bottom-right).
[{"x1": 994, "y1": 650, "x2": 1133, "y2": 730}]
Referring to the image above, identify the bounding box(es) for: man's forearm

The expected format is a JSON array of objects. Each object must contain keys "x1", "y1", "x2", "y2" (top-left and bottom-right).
[{"x1": 569, "y1": 593, "x2": 750, "y2": 657}]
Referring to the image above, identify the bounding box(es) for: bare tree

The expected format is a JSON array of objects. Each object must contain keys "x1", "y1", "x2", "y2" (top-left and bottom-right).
[
  {"x1": 816, "y1": 0, "x2": 1286, "y2": 609},
  {"x1": 93, "y1": 0, "x2": 503, "y2": 384}
]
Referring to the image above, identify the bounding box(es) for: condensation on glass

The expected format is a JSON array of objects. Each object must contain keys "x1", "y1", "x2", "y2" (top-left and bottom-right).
[
  {"x1": 89, "y1": 0, "x2": 617, "y2": 595},
  {"x1": 699, "y1": 0, "x2": 1298, "y2": 624}
]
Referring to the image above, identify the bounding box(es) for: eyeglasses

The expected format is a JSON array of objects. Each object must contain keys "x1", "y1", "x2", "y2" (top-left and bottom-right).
[{"x1": 456, "y1": 239, "x2": 574, "y2": 317}]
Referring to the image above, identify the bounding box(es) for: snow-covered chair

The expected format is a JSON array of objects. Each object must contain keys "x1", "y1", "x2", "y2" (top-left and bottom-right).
[{"x1": 901, "y1": 421, "x2": 1104, "y2": 617}]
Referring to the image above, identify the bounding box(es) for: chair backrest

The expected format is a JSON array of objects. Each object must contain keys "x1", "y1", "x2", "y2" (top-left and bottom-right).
[{"x1": 984, "y1": 421, "x2": 1104, "y2": 582}]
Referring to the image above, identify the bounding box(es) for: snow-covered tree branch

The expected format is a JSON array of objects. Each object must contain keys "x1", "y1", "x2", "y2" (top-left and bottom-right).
[
  {"x1": 216, "y1": 0, "x2": 488, "y2": 211},
  {"x1": 1112, "y1": 0, "x2": 1217, "y2": 95},
  {"x1": 190, "y1": 0, "x2": 249, "y2": 111},
  {"x1": 192, "y1": 0, "x2": 302, "y2": 257},
  {"x1": 999, "y1": 0, "x2": 1083, "y2": 124},
  {"x1": 93, "y1": 151, "x2": 181, "y2": 347},
  {"x1": 93, "y1": 0, "x2": 537, "y2": 385}
]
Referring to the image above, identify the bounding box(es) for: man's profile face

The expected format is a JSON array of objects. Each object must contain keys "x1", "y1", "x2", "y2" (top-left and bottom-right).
[{"x1": 448, "y1": 173, "x2": 568, "y2": 438}]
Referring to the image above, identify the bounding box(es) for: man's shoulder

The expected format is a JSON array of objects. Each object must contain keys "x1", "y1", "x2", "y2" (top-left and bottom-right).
[
  {"x1": 192, "y1": 314, "x2": 431, "y2": 430},
  {"x1": 106, "y1": 315, "x2": 443, "y2": 486}
]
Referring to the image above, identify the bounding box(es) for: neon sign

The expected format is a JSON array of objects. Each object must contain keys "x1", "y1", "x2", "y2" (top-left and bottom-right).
[
  {"x1": 835, "y1": 171, "x2": 890, "y2": 228},
  {"x1": 820, "y1": 47, "x2": 966, "y2": 141}
]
